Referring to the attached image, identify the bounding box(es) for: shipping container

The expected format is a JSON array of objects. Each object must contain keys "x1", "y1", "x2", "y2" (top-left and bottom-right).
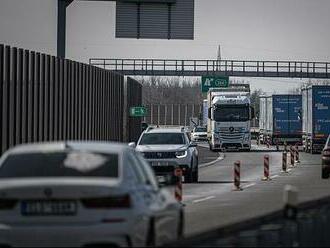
[
  {"x1": 259, "y1": 95, "x2": 302, "y2": 144},
  {"x1": 302, "y1": 85, "x2": 330, "y2": 153}
]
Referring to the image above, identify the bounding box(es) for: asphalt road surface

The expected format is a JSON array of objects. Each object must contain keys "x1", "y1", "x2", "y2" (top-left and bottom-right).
[{"x1": 183, "y1": 142, "x2": 330, "y2": 237}]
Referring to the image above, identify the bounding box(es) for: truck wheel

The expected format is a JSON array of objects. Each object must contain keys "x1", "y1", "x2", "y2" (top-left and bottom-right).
[{"x1": 322, "y1": 168, "x2": 329, "y2": 179}]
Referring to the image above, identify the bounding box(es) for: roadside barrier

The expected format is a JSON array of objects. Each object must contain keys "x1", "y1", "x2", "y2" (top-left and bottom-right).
[
  {"x1": 174, "y1": 168, "x2": 183, "y2": 202},
  {"x1": 266, "y1": 138, "x2": 270, "y2": 148},
  {"x1": 262, "y1": 155, "x2": 271, "y2": 180},
  {"x1": 295, "y1": 144, "x2": 300, "y2": 164},
  {"x1": 282, "y1": 151, "x2": 288, "y2": 173},
  {"x1": 290, "y1": 145, "x2": 295, "y2": 166},
  {"x1": 233, "y1": 161, "x2": 242, "y2": 191}
]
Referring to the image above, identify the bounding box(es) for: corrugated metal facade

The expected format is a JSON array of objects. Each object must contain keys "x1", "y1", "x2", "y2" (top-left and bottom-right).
[{"x1": 116, "y1": 0, "x2": 194, "y2": 39}]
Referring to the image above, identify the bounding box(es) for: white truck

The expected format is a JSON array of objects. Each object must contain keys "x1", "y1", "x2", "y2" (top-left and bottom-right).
[{"x1": 207, "y1": 84, "x2": 255, "y2": 151}]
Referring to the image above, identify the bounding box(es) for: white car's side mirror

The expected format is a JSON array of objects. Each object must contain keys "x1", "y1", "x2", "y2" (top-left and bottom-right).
[{"x1": 128, "y1": 142, "x2": 136, "y2": 148}]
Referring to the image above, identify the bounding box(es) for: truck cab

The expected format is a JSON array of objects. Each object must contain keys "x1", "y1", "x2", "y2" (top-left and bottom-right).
[{"x1": 207, "y1": 84, "x2": 254, "y2": 151}]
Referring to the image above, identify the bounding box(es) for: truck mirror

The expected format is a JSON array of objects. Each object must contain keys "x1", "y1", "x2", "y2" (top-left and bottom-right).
[{"x1": 208, "y1": 107, "x2": 211, "y2": 119}]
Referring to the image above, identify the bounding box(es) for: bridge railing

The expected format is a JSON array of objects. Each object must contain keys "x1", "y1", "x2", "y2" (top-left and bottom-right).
[{"x1": 89, "y1": 58, "x2": 330, "y2": 78}]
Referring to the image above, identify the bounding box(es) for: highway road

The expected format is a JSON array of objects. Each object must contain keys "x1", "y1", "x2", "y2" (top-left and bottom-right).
[{"x1": 182, "y1": 142, "x2": 330, "y2": 237}]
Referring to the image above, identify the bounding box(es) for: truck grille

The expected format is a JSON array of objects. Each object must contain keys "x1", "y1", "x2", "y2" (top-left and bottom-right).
[
  {"x1": 144, "y1": 152, "x2": 176, "y2": 159},
  {"x1": 220, "y1": 133, "x2": 244, "y2": 140}
]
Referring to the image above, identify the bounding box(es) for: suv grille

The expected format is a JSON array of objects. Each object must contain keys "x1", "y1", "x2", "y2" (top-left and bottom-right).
[{"x1": 144, "y1": 152, "x2": 176, "y2": 159}]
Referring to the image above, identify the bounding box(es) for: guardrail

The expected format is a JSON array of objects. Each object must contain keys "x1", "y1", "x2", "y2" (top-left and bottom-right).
[
  {"x1": 90, "y1": 58, "x2": 330, "y2": 78},
  {"x1": 167, "y1": 195, "x2": 330, "y2": 247}
]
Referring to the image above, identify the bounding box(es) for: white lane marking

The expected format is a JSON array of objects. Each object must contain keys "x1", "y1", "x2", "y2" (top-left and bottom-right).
[
  {"x1": 270, "y1": 175, "x2": 279, "y2": 179},
  {"x1": 243, "y1": 183, "x2": 256, "y2": 189},
  {"x1": 193, "y1": 196, "x2": 215, "y2": 203},
  {"x1": 199, "y1": 153, "x2": 225, "y2": 168}
]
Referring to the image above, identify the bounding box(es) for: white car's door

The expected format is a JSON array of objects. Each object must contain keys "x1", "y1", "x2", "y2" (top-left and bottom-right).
[{"x1": 134, "y1": 152, "x2": 181, "y2": 245}]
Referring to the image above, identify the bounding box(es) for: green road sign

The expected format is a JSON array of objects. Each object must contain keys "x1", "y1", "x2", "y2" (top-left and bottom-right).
[
  {"x1": 130, "y1": 106, "x2": 147, "y2": 117},
  {"x1": 201, "y1": 76, "x2": 229, "y2": 92}
]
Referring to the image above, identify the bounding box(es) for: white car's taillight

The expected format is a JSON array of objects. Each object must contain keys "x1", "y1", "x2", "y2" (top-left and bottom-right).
[{"x1": 323, "y1": 149, "x2": 330, "y2": 156}]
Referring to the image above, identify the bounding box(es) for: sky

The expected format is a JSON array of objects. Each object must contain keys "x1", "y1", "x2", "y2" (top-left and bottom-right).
[{"x1": 1, "y1": 0, "x2": 330, "y2": 93}]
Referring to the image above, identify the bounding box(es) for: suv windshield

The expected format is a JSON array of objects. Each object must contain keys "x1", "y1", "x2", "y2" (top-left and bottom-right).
[
  {"x1": 194, "y1": 127, "x2": 206, "y2": 132},
  {"x1": 139, "y1": 133, "x2": 186, "y2": 145},
  {"x1": 0, "y1": 151, "x2": 119, "y2": 178}
]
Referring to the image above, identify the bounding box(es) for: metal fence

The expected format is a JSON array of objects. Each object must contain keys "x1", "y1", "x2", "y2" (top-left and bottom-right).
[
  {"x1": 0, "y1": 44, "x2": 142, "y2": 155},
  {"x1": 168, "y1": 196, "x2": 330, "y2": 247},
  {"x1": 142, "y1": 104, "x2": 202, "y2": 127}
]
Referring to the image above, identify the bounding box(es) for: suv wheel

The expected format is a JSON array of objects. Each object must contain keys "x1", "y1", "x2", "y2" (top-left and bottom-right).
[
  {"x1": 322, "y1": 168, "x2": 329, "y2": 179},
  {"x1": 192, "y1": 168, "x2": 198, "y2": 183},
  {"x1": 185, "y1": 161, "x2": 194, "y2": 183}
]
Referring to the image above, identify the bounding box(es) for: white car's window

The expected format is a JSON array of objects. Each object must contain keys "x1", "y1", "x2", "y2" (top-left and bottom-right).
[
  {"x1": 134, "y1": 152, "x2": 159, "y2": 190},
  {"x1": 0, "y1": 151, "x2": 119, "y2": 178},
  {"x1": 127, "y1": 153, "x2": 147, "y2": 184}
]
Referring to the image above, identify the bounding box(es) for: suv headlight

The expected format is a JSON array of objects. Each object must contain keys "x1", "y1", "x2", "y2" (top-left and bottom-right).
[{"x1": 176, "y1": 150, "x2": 187, "y2": 158}]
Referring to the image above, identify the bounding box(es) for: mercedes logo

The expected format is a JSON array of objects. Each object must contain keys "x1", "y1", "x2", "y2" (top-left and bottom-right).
[
  {"x1": 44, "y1": 188, "x2": 53, "y2": 198},
  {"x1": 229, "y1": 127, "x2": 235, "y2": 132}
]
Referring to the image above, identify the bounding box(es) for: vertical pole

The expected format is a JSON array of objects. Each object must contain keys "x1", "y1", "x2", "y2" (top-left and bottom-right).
[
  {"x1": 262, "y1": 155, "x2": 271, "y2": 181},
  {"x1": 150, "y1": 104, "x2": 153, "y2": 124},
  {"x1": 290, "y1": 145, "x2": 295, "y2": 167},
  {"x1": 171, "y1": 104, "x2": 174, "y2": 125},
  {"x1": 233, "y1": 161, "x2": 242, "y2": 191},
  {"x1": 157, "y1": 104, "x2": 160, "y2": 126},
  {"x1": 282, "y1": 151, "x2": 288, "y2": 173},
  {"x1": 295, "y1": 144, "x2": 300, "y2": 164},
  {"x1": 57, "y1": 0, "x2": 73, "y2": 58},
  {"x1": 174, "y1": 168, "x2": 183, "y2": 202},
  {"x1": 184, "y1": 104, "x2": 187, "y2": 127}
]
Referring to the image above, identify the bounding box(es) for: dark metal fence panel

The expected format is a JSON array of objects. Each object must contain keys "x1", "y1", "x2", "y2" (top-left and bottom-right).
[
  {"x1": 0, "y1": 44, "x2": 142, "y2": 155},
  {"x1": 127, "y1": 77, "x2": 142, "y2": 142}
]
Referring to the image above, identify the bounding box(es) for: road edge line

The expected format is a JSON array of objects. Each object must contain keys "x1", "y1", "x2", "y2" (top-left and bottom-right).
[{"x1": 199, "y1": 152, "x2": 225, "y2": 168}]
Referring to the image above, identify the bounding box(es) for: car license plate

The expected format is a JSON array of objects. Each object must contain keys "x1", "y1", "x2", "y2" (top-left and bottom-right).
[
  {"x1": 21, "y1": 200, "x2": 77, "y2": 216},
  {"x1": 151, "y1": 161, "x2": 171, "y2": 167}
]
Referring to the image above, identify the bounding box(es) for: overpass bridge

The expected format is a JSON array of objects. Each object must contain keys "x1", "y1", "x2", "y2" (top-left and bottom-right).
[{"x1": 90, "y1": 58, "x2": 330, "y2": 78}]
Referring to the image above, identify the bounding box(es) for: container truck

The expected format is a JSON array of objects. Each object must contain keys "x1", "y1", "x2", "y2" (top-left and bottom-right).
[
  {"x1": 302, "y1": 85, "x2": 330, "y2": 153},
  {"x1": 260, "y1": 95, "x2": 302, "y2": 145},
  {"x1": 207, "y1": 84, "x2": 255, "y2": 151}
]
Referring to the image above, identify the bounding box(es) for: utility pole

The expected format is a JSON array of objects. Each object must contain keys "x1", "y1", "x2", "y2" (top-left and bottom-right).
[{"x1": 217, "y1": 44, "x2": 221, "y2": 71}]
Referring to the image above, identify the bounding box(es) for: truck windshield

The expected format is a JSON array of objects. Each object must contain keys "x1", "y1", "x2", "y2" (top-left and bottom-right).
[{"x1": 214, "y1": 105, "x2": 250, "y2": 122}]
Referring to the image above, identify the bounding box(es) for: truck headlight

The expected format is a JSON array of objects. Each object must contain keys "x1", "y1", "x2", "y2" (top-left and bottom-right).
[
  {"x1": 176, "y1": 150, "x2": 187, "y2": 158},
  {"x1": 243, "y1": 134, "x2": 250, "y2": 141}
]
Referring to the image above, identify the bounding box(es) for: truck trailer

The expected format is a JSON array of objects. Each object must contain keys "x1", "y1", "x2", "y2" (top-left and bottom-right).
[
  {"x1": 207, "y1": 84, "x2": 254, "y2": 151},
  {"x1": 259, "y1": 95, "x2": 302, "y2": 145},
  {"x1": 302, "y1": 85, "x2": 330, "y2": 153}
]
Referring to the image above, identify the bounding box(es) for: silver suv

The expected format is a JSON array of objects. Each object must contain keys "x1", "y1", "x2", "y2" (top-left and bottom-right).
[{"x1": 133, "y1": 127, "x2": 199, "y2": 183}]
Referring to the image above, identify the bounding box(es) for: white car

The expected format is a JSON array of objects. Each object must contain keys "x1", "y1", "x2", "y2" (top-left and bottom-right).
[
  {"x1": 191, "y1": 127, "x2": 208, "y2": 142},
  {"x1": 0, "y1": 141, "x2": 183, "y2": 247}
]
